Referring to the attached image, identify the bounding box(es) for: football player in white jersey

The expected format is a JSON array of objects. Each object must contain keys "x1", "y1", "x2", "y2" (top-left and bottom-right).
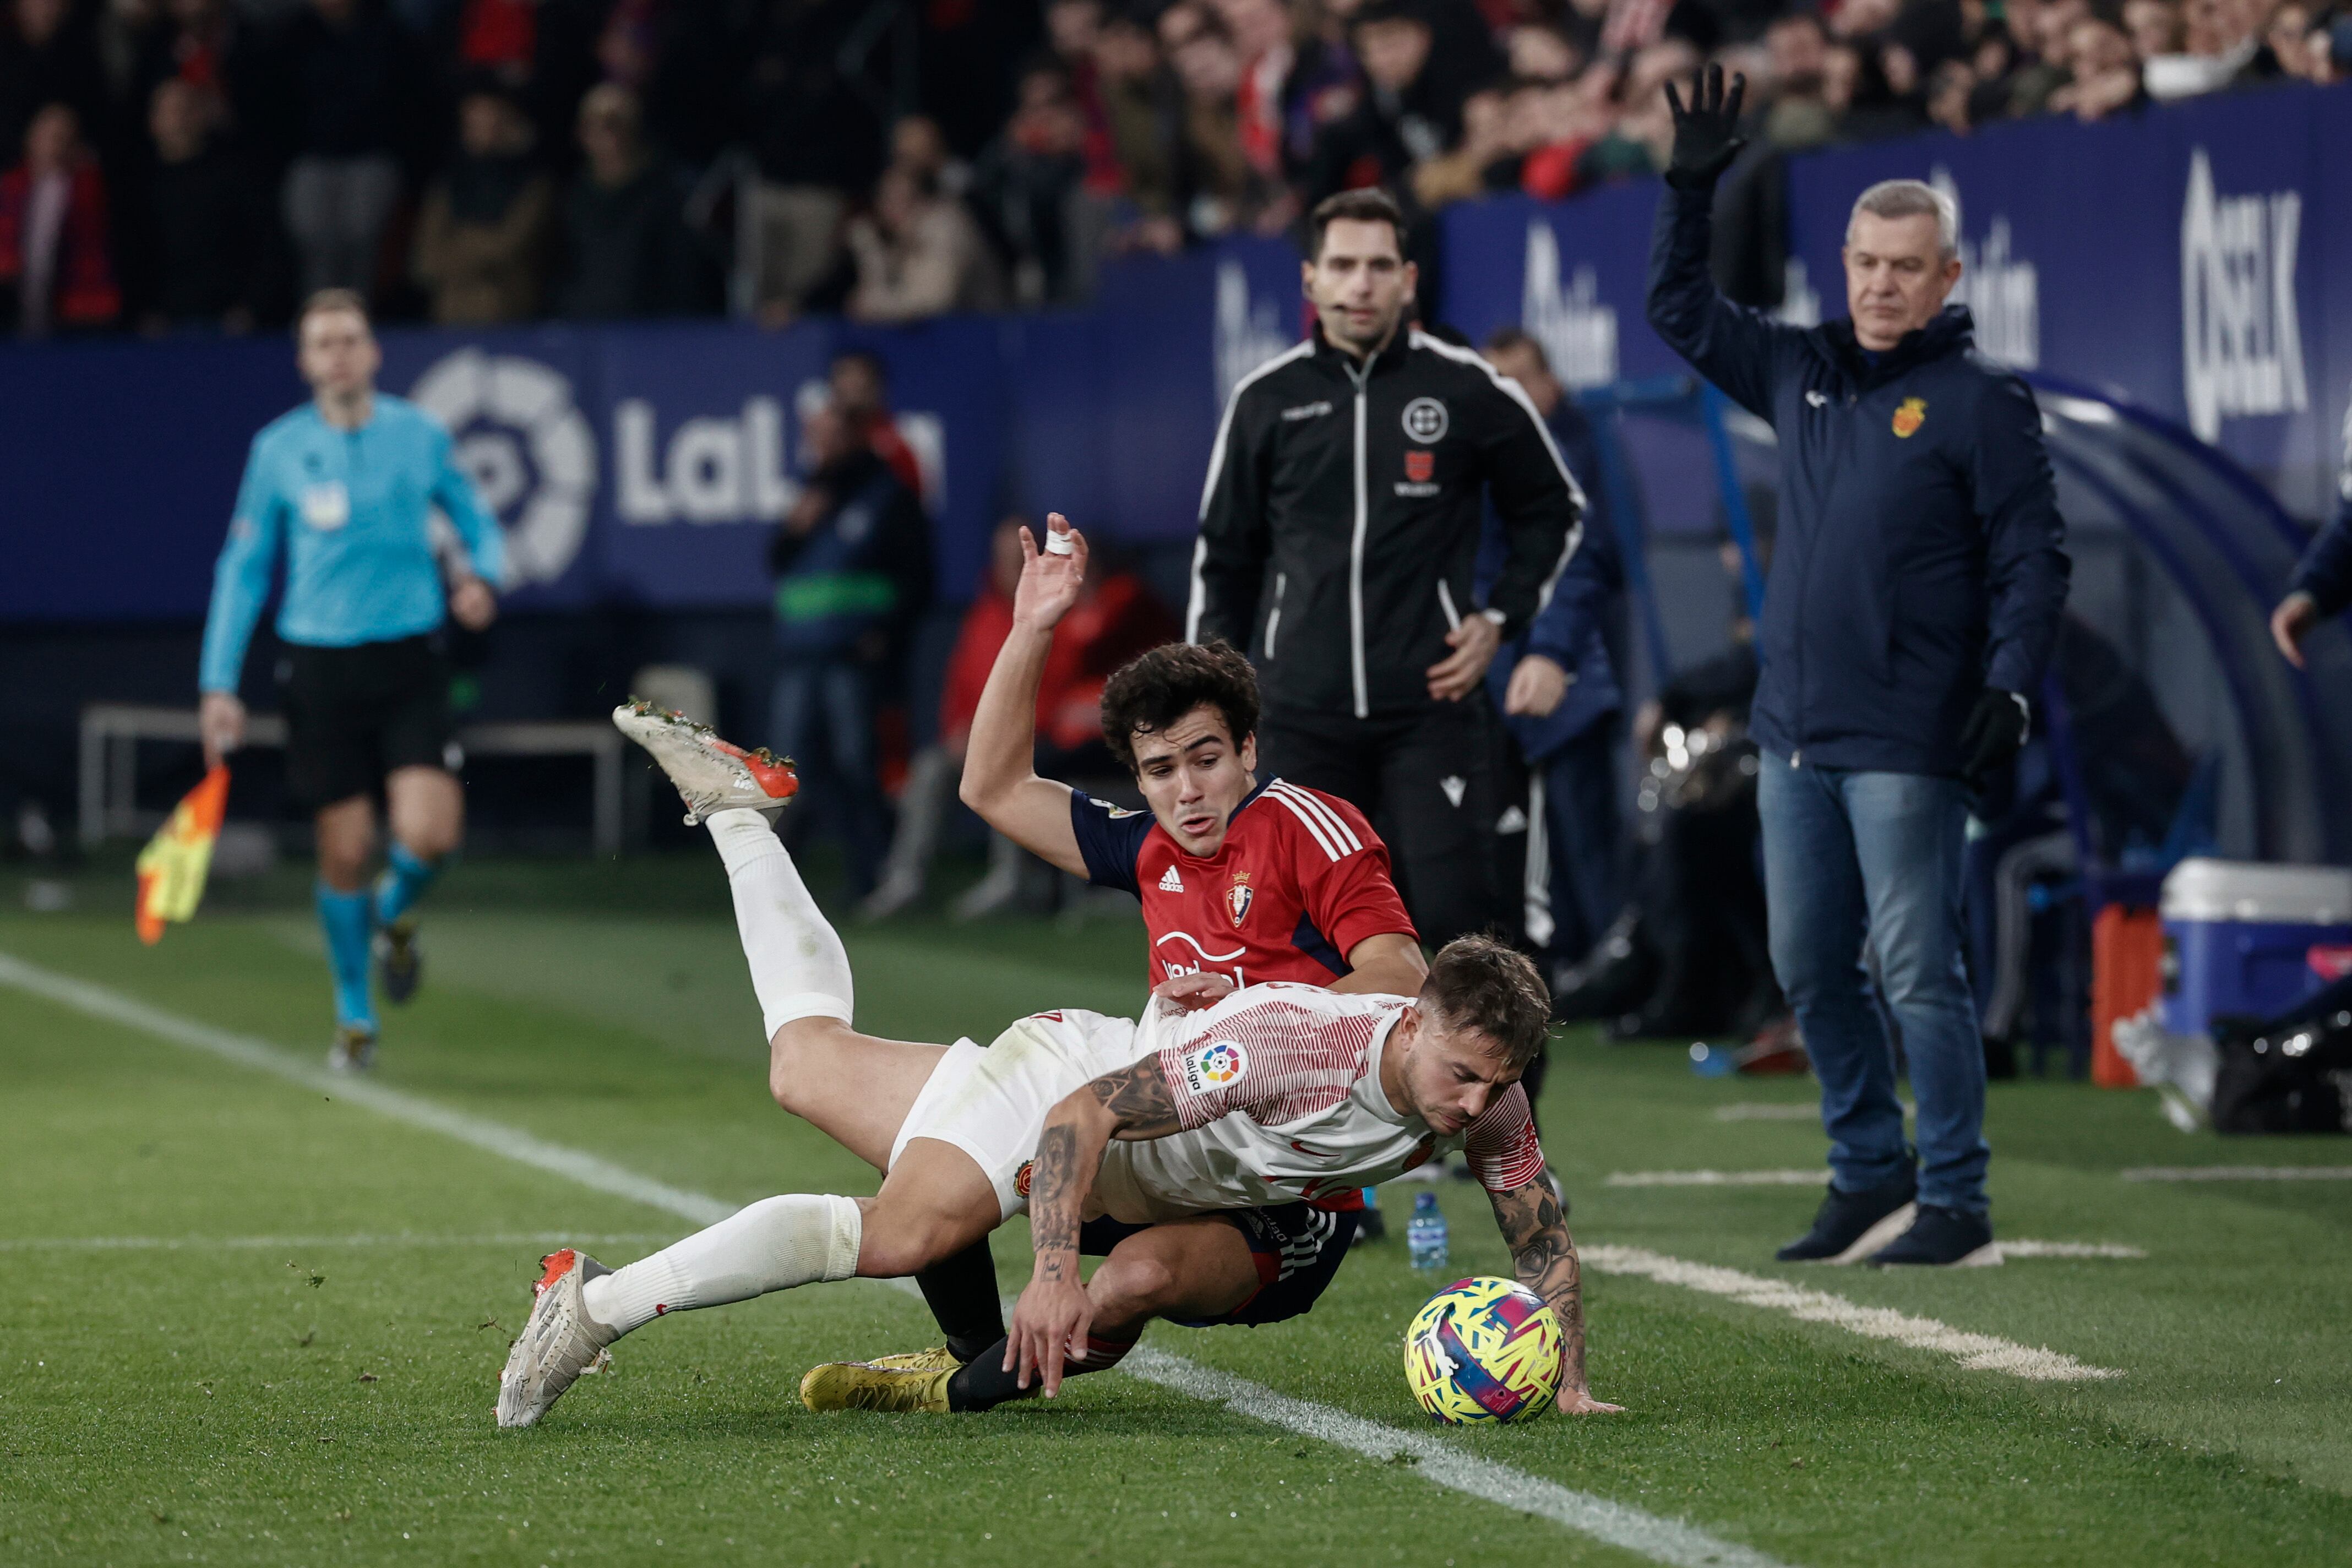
[{"x1": 494, "y1": 706, "x2": 1621, "y2": 1428}]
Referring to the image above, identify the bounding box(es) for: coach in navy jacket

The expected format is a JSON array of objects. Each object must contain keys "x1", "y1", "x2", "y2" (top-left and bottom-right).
[{"x1": 1646, "y1": 69, "x2": 2068, "y2": 1267}]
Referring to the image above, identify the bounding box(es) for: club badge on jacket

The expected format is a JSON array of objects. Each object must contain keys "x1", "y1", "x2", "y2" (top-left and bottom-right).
[{"x1": 1892, "y1": 398, "x2": 1928, "y2": 438}]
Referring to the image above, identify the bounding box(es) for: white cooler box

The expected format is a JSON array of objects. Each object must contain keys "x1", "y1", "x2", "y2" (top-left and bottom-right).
[{"x1": 2159, "y1": 858, "x2": 2352, "y2": 1035}]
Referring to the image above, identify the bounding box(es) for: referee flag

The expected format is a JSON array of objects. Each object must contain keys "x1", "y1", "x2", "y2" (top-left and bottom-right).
[{"x1": 135, "y1": 765, "x2": 230, "y2": 944}]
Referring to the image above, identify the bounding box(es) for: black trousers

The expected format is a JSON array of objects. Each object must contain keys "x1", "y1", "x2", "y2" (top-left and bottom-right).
[{"x1": 1256, "y1": 698, "x2": 1505, "y2": 950}]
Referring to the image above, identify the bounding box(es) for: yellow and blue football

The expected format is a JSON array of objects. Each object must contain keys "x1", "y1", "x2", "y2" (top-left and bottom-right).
[{"x1": 1403, "y1": 1276, "x2": 1566, "y2": 1425}]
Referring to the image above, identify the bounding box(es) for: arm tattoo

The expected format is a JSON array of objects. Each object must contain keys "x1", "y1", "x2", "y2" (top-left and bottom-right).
[
  {"x1": 1489, "y1": 1166, "x2": 1590, "y2": 1390},
  {"x1": 1085, "y1": 1057, "x2": 1184, "y2": 1139},
  {"x1": 1029, "y1": 1123, "x2": 1080, "y2": 1282}
]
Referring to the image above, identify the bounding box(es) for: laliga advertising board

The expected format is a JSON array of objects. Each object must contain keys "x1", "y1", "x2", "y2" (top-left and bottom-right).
[{"x1": 369, "y1": 317, "x2": 1008, "y2": 613}]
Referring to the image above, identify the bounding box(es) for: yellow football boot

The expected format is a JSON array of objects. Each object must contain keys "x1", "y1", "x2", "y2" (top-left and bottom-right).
[
  {"x1": 864, "y1": 1345, "x2": 962, "y2": 1374},
  {"x1": 798, "y1": 1362, "x2": 953, "y2": 1414}
]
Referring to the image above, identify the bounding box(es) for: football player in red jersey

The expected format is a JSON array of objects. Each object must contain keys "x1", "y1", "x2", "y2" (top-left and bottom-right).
[{"x1": 852, "y1": 510, "x2": 1430, "y2": 1381}]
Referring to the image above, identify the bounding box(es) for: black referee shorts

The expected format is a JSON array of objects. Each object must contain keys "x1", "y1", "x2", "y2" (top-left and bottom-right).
[
  {"x1": 280, "y1": 634, "x2": 457, "y2": 812},
  {"x1": 1257, "y1": 697, "x2": 1505, "y2": 948}
]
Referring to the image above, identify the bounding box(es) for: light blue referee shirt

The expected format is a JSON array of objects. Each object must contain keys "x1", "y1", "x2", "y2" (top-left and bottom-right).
[{"x1": 198, "y1": 395, "x2": 505, "y2": 694}]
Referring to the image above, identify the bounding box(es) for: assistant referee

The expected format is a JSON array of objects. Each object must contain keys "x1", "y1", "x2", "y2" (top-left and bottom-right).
[
  {"x1": 198, "y1": 289, "x2": 505, "y2": 1072},
  {"x1": 1189, "y1": 187, "x2": 1582, "y2": 950}
]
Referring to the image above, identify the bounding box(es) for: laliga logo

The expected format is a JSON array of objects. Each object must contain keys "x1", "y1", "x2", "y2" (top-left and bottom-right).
[
  {"x1": 1521, "y1": 222, "x2": 1618, "y2": 389},
  {"x1": 1929, "y1": 168, "x2": 2039, "y2": 369},
  {"x1": 616, "y1": 380, "x2": 946, "y2": 524},
  {"x1": 1193, "y1": 1041, "x2": 1248, "y2": 1085},
  {"x1": 616, "y1": 395, "x2": 796, "y2": 524},
  {"x1": 1215, "y1": 258, "x2": 1292, "y2": 415},
  {"x1": 409, "y1": 348, "x2": 596, "y2": 584},
  {"x1": 2181, "y1": 146, "x2": 2307, "y2": 444}
]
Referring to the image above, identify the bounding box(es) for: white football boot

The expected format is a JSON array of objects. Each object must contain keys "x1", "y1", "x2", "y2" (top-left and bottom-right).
[
  {"x1": 496, "y1": 1249, "x2": 618, "y2": 1428},
  {"x1": 612, "y1": 699, "x2": 800, "y2": 826}
]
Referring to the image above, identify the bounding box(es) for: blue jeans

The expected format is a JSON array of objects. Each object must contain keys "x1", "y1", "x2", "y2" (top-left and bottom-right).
[
  {"x1": 769, "y1": 660, "x2": 889, "y2": 898},
  {"x1": 1756, "y1": 754, "x2": 1988, "y2": 1214}
]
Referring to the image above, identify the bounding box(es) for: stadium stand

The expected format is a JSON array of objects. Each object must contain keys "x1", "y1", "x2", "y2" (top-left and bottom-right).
[{"x1": 3, "y1": 0, "x2": 2348, "y2": 337}]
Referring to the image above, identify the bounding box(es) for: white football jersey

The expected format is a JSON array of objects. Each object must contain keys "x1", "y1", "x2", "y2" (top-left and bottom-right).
[{"x1": 1091, "y1": 982, "x2": 1545, "y2": 1224}]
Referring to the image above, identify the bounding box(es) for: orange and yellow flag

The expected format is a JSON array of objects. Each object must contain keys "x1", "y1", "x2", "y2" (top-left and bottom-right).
[{"x1": 135, "y1": 765, "x2": 230, "y2": 945}]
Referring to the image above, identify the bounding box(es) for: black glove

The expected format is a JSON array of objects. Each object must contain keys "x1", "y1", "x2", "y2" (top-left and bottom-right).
[
  {"x1": 1662, "y1": 63, "x2": 1747, "y2": 190},
  {"x1": 1958, "y1": 689, "x2": 2030, "y2": 788}
]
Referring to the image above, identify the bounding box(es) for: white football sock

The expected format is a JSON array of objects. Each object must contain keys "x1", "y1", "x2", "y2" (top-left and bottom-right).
[
  {"x1": 582, "y1": 1193, "x2": 863, "y2": 1337},
  {"x1": 706, "y1": 808, "x2": 854, "y2": 1035}
]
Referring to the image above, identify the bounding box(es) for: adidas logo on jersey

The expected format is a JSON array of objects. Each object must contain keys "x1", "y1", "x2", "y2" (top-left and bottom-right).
[{"x1": 1158, "y1": 867, "x2": 1185, "y2": 892}]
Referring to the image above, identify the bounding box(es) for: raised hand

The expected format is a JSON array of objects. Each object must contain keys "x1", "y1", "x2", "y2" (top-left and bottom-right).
[
  {"x1": 1662, "y1": 63, "x2": 1747, "y2": 189},
  {"x1": 1012, "y1": 511, "x2": 1090, "y2": 634}
]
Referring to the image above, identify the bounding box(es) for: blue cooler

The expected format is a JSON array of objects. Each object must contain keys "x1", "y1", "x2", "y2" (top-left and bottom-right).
[{"x1": 2159, "y1": 859, "x2": 2352, "y2": 1034}]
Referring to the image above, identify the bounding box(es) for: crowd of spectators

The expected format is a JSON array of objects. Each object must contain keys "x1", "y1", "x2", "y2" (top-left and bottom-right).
[{"x1": 0, "y1": 0, "x2": 2344, "y2": 339}]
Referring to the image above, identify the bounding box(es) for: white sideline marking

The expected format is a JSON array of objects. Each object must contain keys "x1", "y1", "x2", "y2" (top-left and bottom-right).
[
  {"x1": 0, "y1": 949, "x2": 1793, "y2": 1568},
  {"x1": 1990, "y1": 1242, "x2": 2146, "y2": 1260},
  {"x1": 0, "y1": 1233, "x2": 676, "y2": 1253},
  {"x1": 1125, "y1": 1349, "x2": 1793, "y2": 1568},
  {"x1": 1608, "y1": 1170, "x2": 1825, "y2": 1187},
  {"x1": 0, "y1": 950, "x2": 736, "y2": 1228},
  {"x1": 2121, "y1": 1166, "x2": 2352, "y2": 1183},
  {"x1": 1584, "y1": 1246, "x2": 2122, "y2": 1382}
]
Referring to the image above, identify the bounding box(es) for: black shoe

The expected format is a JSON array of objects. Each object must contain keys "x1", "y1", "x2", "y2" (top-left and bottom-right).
[
  {"x1": 1350, "y1": 1206, "x2": 1388, "y2": 1248},
  {"x1": 1774, "y1": 1170, "x2": 1918, "y2": 1262},
  {"x1": 375, "y1": 916, "x2": 422, "y2": 1005},
  {"x1": 1867, "y1": 1204, "x2": 1996, "y2": 1267}
]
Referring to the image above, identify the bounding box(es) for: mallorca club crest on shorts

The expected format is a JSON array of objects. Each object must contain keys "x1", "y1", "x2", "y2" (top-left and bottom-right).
[
  {"x1": 1014, "y1": 1159, "x2": 1034, "y2": 1200},
  {"x1": 1892, "y1": 396, "x2": 1928, "y2": 438},
  {"x1": 1181, "y1": 1039, "x2": 1249, "y2": 1093},
  {"x1": 1404, "y1": 449, "x2": 1435, "y2": 483},
  {"x1": 1227, "y1": 870, "x2": 1254, "y2": 927}
]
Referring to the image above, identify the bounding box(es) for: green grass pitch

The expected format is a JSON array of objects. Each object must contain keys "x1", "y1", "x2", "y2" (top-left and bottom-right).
[{"x1": 5, "y1": 851, "x2": 2351, "y2": 1566}]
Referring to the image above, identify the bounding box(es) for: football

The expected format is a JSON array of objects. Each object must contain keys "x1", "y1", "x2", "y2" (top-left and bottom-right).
[{"x1": 1403, "y1": 1276, "x2": 1567, "y2": 1425}]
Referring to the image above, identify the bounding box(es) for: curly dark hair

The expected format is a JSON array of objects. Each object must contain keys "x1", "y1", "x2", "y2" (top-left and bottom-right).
[
  {"x1": 1098, "y1": 640, "x2": 1261, "y2": 773},
  {"x1": 1419, "y1": 934, "x2": 1553, "y2": 1070}
]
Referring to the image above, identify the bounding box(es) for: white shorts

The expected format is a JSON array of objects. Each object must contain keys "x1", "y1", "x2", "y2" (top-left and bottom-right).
[{"x1": 889, "y1": 1009, "x2": 1143, "y2": 1221}]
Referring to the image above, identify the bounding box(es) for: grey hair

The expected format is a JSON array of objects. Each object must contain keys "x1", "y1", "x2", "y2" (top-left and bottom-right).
[{"x1": 1847, "y1": 179, "x2": 1959, "y2": 260}]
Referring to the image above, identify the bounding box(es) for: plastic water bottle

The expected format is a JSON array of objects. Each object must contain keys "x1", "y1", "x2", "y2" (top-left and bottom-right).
[{"x1": 1406, "y1": 1190, "x2": 1449, "y2": 1274}]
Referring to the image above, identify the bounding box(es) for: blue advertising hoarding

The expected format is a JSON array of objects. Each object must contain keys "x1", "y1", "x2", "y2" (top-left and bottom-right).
[{"x1": 6, "y1": 83, "x2": 2346, "y2": 626}]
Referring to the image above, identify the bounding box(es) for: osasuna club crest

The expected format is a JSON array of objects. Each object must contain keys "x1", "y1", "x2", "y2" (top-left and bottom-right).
[{"x1": 1227, "y1": 871, "x2": 1254, "y2": 927}]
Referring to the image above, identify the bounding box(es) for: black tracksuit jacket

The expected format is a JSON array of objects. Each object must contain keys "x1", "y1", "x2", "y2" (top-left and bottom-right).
[{"x1": 1188, "y1": 325, "x2": 1583, "y2": 720}]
